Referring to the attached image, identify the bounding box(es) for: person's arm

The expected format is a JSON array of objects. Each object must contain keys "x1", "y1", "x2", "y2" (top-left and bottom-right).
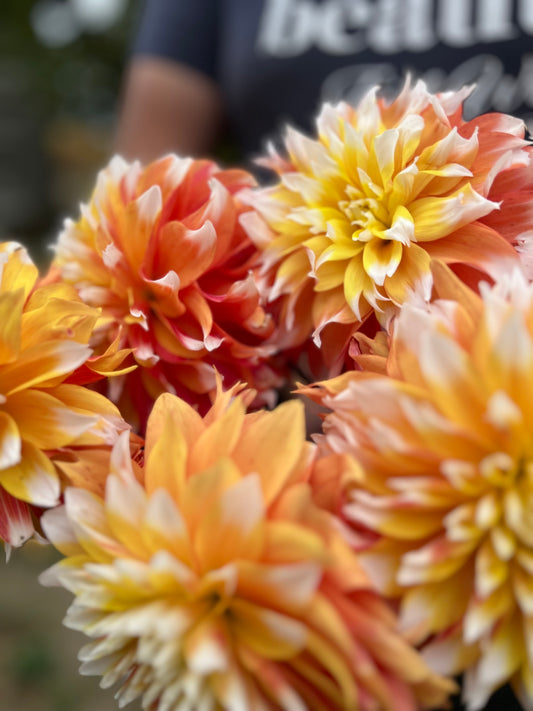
[
  {"x1": 114, "y1": 0, "x2": 223, "y2": 162},
  {"x1": 116, "y1": 56, "x2": 224, "y2": 162}
]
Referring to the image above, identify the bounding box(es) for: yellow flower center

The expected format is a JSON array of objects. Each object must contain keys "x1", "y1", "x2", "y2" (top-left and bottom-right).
[
  {"x1": 341, "y1": 194, "x2": 390, "y2": 243},
  {"x1": 480, "y1": 452, "x2": 518, "y2": 488}
]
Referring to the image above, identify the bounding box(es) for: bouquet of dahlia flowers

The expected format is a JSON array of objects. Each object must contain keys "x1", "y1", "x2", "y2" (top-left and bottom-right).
[{"x1": 3, "y1": 79, "x2": 533, "y2": 711}]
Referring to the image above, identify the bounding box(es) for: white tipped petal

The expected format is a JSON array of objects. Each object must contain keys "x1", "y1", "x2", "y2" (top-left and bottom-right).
[
  {"x1": 106, "y1": 473, "x2": 146, "y2": 528},
  {"x1": 0, "y1": 412, "x2": 21, "y2": 469},
  {"x1": 187, "y1": 632, "x2": 229, "y2": 675},
  {"x1": 137, "y1": 184, "x2": 163, "y2": 223},
  {"x1": 145, "y1": 488, "x2": 186, "y2": 540},
  {"x1": 102, "y1": 242, "x2": 122, "y2": 269},
  {"x1": 485, "y1": 390, "x2": 522, "y2": 429},
  {"x1": 220, "y1": 474, "x2": 264, "y2": 536},
  {"x1": 41, "y1": 504, "x2": 81, "y2": 556}
]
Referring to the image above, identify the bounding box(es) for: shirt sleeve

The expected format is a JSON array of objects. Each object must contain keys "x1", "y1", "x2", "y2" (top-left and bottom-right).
[{"x1": 131, "y1": 0, "x2": 219, "y2": 80}]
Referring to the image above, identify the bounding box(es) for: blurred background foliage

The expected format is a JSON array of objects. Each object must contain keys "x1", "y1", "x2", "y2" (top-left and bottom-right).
[{"x1": 1, "y1": 0, "x2": 139, "y2": 266}]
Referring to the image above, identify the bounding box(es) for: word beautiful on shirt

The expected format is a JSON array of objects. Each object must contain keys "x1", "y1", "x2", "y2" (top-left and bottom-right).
[{"x1": 257, "y1": 0, "x2": 533, "y2": 124}]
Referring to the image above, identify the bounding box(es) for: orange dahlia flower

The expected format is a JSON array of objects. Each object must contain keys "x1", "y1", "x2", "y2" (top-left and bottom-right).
[
  {"x1": 243, "y1": 79, "x2": 532, "y2": 369},
  {"x1": 0, "y1": 241, "x2": 131, "y2": 551},
  {"x1": 40, "y1": 384, "x2": 454, "y2": 711},
  {"x1": 310, "y1": 264, "x2": 533, "y2": 709},
  {"x1": 51, "y1": 155, "x2": 281, "y2": 430}
]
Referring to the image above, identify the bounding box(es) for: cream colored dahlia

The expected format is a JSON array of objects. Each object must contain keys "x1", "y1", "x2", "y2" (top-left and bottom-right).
[
  {"x1": 0, "y1": 242, "x2": 130, "y2": 550},
  {"x1": 51, "y1": 155, "x2": 282, "y2": 430},
  {"x1": 311, "y1": 264, "x2": 533, "y2": 709},
  {"x1": 41, "y1": 384, "x2": 454, "y2": 711},
  {"x1": 243, "y1": 79, "x2": 532, "y2": 365}
]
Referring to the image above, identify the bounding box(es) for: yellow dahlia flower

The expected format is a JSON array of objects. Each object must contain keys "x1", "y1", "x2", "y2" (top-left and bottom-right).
[
  {"x1": 40, "y1": 385, "x2": 454, "y2": 711},
  {"x1": 0, "y1": 242, "x2": 129, "y2": 550},
  {"x1": 244, "y1": 80, "x2": 531, "y2": 366},
  {"x1": 51, "y1": 155, "x2": 281, "y2": 431},
  {"x1": 311, "y1": 264, "x2": 533, "y2": 709}
]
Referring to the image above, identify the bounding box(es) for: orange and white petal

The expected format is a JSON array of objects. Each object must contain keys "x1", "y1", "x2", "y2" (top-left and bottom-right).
[
  {"x1": 0, "y1": 441, "x2": 60, "y2": 507},
  {"x1": 0, "y1": 487, "x2": 34, "y2": 549}
]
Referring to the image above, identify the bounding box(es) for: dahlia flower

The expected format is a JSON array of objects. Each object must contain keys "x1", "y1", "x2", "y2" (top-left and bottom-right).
[
  {"x1": 243, "y1": 79, "x2": 532, "y2": 366},
  {"x1": 51, "y1": 155, "x2": 281, "y2": 430},
  {"x1": 310, "y1": 264, "x2": 533, "y2": 709},
  {"x1": 40, "y1": 384, "x2": 454, "y2": 711},
  {"x1": 0, "y1": 242, "x2": 129, "y2": 550}
]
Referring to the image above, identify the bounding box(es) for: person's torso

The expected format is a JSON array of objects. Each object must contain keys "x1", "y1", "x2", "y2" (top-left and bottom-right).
[{"x1": 217, "y1": 0, "x2": 533, "y2": 155}]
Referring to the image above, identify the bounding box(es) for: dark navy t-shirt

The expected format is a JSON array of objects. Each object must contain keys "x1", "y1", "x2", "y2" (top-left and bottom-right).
[{"x1": 133, "y1": 0, "x2": 533, "y2": 159}]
